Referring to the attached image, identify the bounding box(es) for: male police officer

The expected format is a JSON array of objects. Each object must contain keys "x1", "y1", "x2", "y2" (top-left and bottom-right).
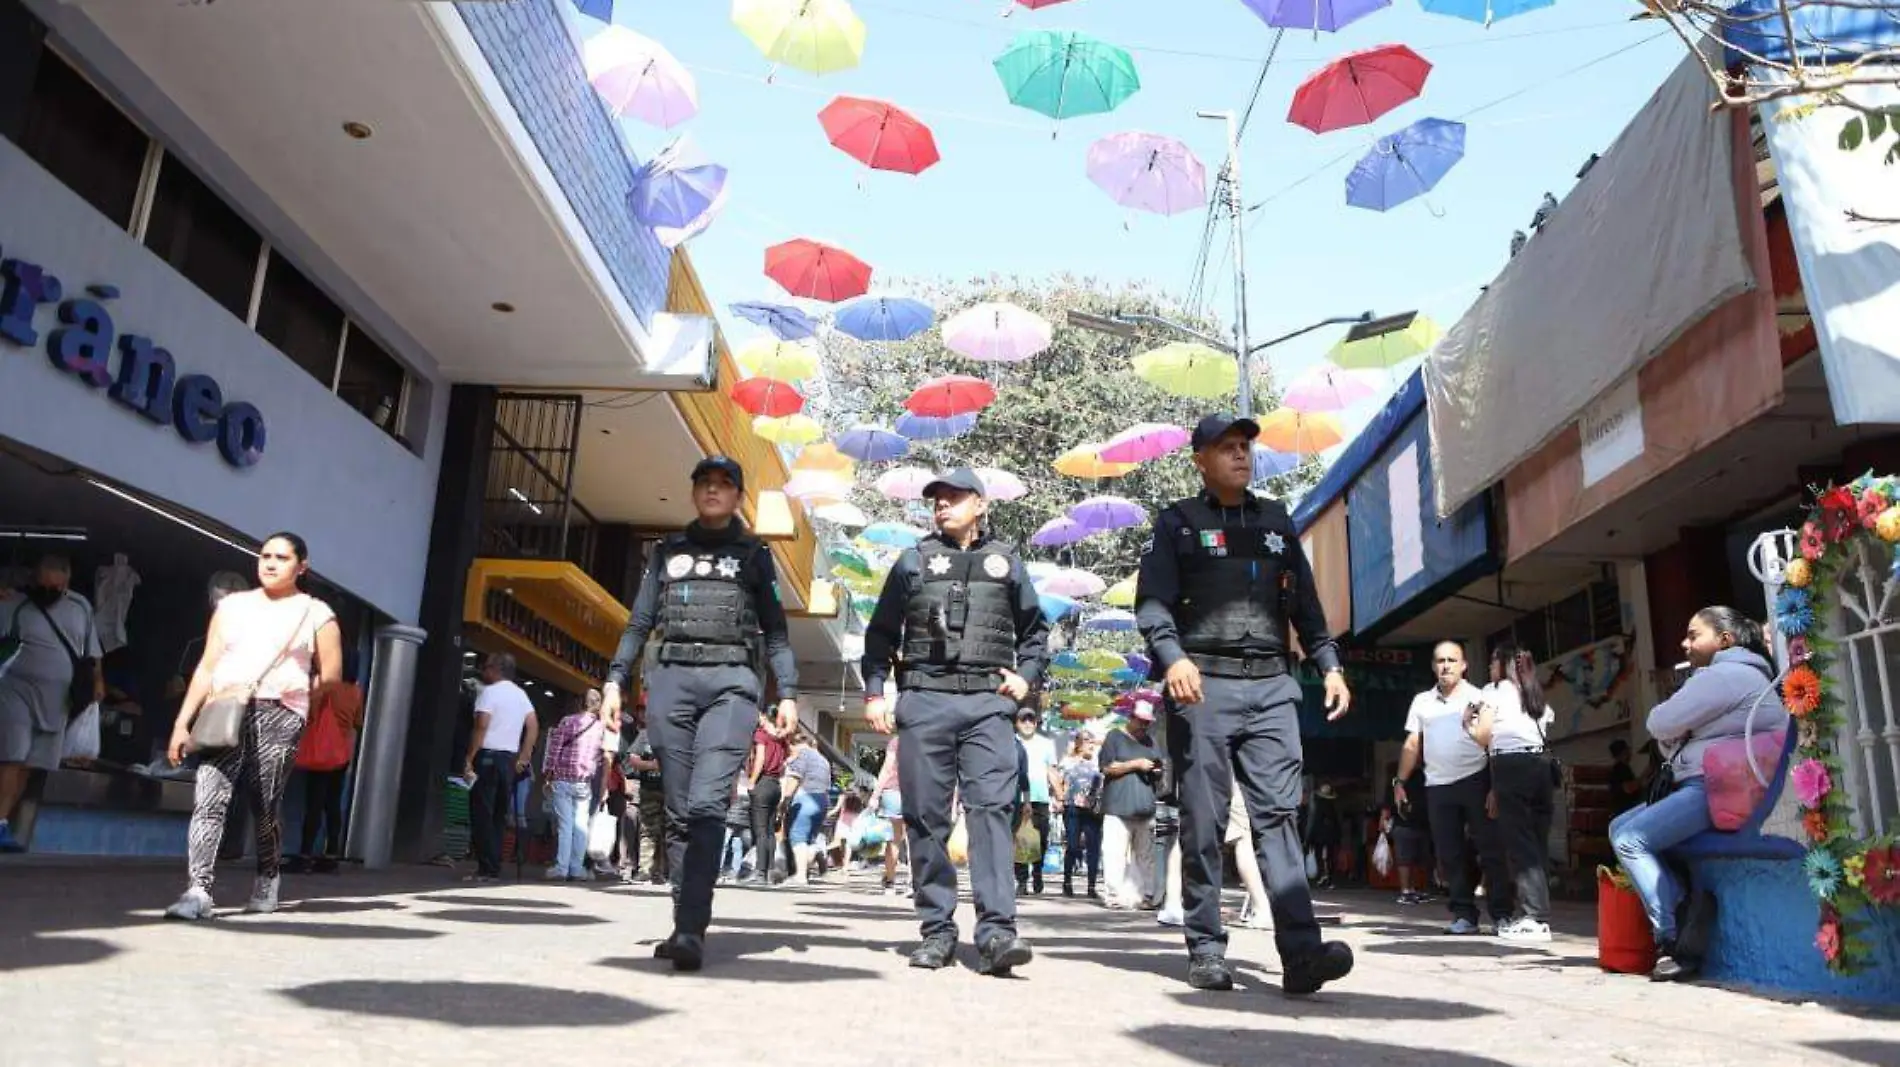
[
  {"x1": 863, "y1": 467, "x2": 1050, "y2": 975},
  {"x1": 1136, "y1": 415, "x2": 1355, "y2": 996},
  {"x1": 601, "y1": 456, "x2": 800, "y2": 972}
]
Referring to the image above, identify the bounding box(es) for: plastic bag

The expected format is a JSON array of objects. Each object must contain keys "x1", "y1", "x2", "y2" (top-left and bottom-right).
[
  {"x1": 62, "y1": 702, "x2": 100, "y2": 762},
  {"x1": 857, "y1": 814, "x2": 892, "y2": 847},
  {"x1": 1371, "y1": 833, "x2": 1394, "y2": 877},
  {"x1": 586, "y1": 808, "x2": 618, "y2": 862},
  {"x1": 1014, "y1": 819, "x2": 1041, "y2": 864},
  {"x1": 947, "y1": 816, "x2": 970, "y2": 866},
  {"x1": 1303, "y1": 848, "x2": 1319, "y2": 882}
]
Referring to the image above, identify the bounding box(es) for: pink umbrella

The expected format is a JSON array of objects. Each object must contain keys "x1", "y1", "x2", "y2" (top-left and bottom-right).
[
  {"x1": 1086, "y1": 132, "x2": 1208, "y2": 216},
  {"x1": 1282, "y1": 364, "x2": 1380, "y2": 412},
  {"x1": 1068, "y1": 495, "x2": 1146, "y2": 533},
  {"x1": 1097, "y1": 422, "x2": 1190, "y2": 464},
  {"x1": 975, "y1": 467, "x2": 1028, "y2": 501},
  {"x1": 905, "y1": 375, "x2": 997, "y2": 417},
  {"x1": 583, "y1": 27, "x2": 699, "y2": 130},
  {"x1": 1288, "y1": 44, "x2": 1432, "y2": 135},
  {"x1": 875, "y1": 466, "x2": 937, "y2": 500},
  {"x1": 942, "y1": 302, "x2": 1053, "y2": 363},
  {"x1": 1030, "y1": 516, "x2": 1091, "y2": 547},
  {"x1": 783, "y1": 470, "x2": 851, "y2": 504},
  {"x1": 1042, "y1": 568, "x2": 1107, "y2": 598}
]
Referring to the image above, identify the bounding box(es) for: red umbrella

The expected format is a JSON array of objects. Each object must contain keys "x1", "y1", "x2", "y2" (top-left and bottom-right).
[
  {"x1": 730, "y1": 377, "x2": 807, "y2": 418},
  {"x1": 905, "y1": 375, "x2": 997, "y2": 418},
  {"x1": 764, "y1": 238, "x2": 873, "y2": 302},
  {"x1": 819, "y1": 96, "x2": 941, "y2": 175},
  {"x1": 1287, "y1": 44, "x2": 1432, "y2": 135},
  {"x1": 1014, "y1": 0, "x2": 1078, "y2": 8}
]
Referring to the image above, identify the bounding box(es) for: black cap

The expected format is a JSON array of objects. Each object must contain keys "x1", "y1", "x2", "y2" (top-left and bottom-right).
[
  {"x1": 690, "y1": 455, "x2": 744, "y2": 492},
  {"x1": 1190, "y1": 414, "x2": 1260, "y2": 451},
  {"x1": 921, "y1": 467, "x2": 985, "y2": 500}
]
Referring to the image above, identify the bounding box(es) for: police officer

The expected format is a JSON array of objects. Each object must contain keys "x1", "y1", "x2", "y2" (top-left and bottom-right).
[
  {"x1": 862, "y1": 468, "x2": 1049, "y2": 975},
  {"x1": 601, "y1": 456, "x2": 800, "y2": 972},
  {"x1": 1135, "y1": 415, "x2": 1355, "y2": 996}
]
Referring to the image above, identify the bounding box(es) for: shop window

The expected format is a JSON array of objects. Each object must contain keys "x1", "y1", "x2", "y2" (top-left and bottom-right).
[
  {"x1": 336, "y1": 324, "x2": 406, "y2": 435},
  {"x1": 1588, "y1": 578, "x2": 1622, "y2": 642},
  {"x1": 1549, "y1": 590, "x2": 1594, "y2": 655},
  {"x1": 141, "y1": 152, "x2": 262, "y2": 321},
  {"x1": 256, "y1": 251, "x2": 344, "y2": 388},
  {"x1": 17, "y1": 52, "x2": 148, "y2": 230}
]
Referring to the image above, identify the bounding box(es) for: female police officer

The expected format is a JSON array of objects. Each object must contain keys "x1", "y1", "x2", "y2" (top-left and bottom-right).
[{"x1": 600, "y1": 456, "x2": 800, "y2": 971}]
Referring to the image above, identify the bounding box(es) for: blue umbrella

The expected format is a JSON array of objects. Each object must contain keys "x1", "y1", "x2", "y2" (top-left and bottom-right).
[
  {"x1": 833, "y1": 296, "x2": 935, "y2": 343},
  {"x1": 1345, "y1": 118, "x2": 1465, "y2": 213},
  {"x1": 835, "y1": 424, "x2": 911, "y2": 463},
  {"x1": 1039, "y1": 592, "x2": 1080, "y2": 623},
  {"x1": 1242, "y1": 0, "x2": 1390, "y2": 33},
  {"x1": 1083, "y1": 609, "x2": 1138, "y2": 632},
  {"x1": 572, "y1": 0, "x2": 614, "y2": 19},
  {"x1": 1253, "y1": 445, "x2": 1303, "y2": 480},
  {"x1": 896, "y1": 411, "x2": 978, "y2": 441},
  {"x1": 629, "y1": 151, "x2": 727, "y2": 231},
  {"x1": 859, "y1": 521, "x2": 926, "y2": 549},
  {"x1": 1417, "y1": 0, "x2": 1554, "y2": 27},
  {"x1": 730, "y1": 301, "x2": 820, "y2": 342}
]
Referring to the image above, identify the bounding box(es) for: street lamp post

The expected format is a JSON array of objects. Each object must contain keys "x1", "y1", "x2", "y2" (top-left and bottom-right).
[{"x1": 1198, "y1": 109, "x2": 1255, "y2": 416}]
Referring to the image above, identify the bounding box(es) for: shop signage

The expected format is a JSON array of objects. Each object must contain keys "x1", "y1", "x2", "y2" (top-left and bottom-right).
[
  {"x1": 0, "y1": 247, "x2": 266, "y2": 468},
  {"x1": 1579, "y1": 375, "x2": 1643, "y2": 489}
]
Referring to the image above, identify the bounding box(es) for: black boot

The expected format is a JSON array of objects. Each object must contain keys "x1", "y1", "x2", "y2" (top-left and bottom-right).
[
  {"x1": 1283, "y1": 942, "x2": 1354, "y2": 996},
  {"x1": 909, "y1": 935, "x2": 956, "y2": 970},
  {"x1": 978, "y1": 933, "x2": 1033, "y2": 977},
  {"x1": 1187, "y1": 954, "x2": 1235, "y2": 991},
  {"x1": 654, "y1": 932, "x2": 704, "y2": 972},
  {"x1": 1062, "y1": 878, "x2": 1075, "y2": 898}
]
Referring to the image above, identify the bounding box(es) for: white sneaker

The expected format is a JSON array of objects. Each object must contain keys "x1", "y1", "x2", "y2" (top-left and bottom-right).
[
  {"x1": 1497, "y1": 918, "x2": 1552, "y2": 943},
  {"x1": 164, "y1": 887, "x2": 215, "y2": 921},
  {"x1": 244, "y1": 875, "x2": 280, "y2": 914},
  {"x1": 1157, "y1": 908, "x2": 1185, "y2": 927}
]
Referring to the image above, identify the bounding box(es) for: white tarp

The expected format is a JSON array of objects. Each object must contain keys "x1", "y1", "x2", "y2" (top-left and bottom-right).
[
  {"x1": 1425, "y1": 58, "x2": 1756, "y2": 518},
  {"x1": 1759, "y1": 82, "x2": 1900, "y2": 425}
]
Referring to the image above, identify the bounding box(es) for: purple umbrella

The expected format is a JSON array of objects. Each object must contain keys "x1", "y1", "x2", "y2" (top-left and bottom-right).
[
  {"x1": 1067, "y1": 495, "x2": 1146, "y2": 533},
  {"x1": 630, "y1": 147, "x2": 727, "y2": 230},
  {"x1": 583, "y1": 26, "x2": 698, "y2": 129},
  {"x1": 730, "y1": 301, "x2": 820, "y2": 342},
  {"x1": 1253, "y1": 445, "x2": 1303, "y2": 480},
  {"x1": 895, "y1": 411, "x2": 978, "y2": 441},
  {"x1": 1124, "y1": 652, "x2": 1152, "y2": 676},
  {"x1": 835, "y1": 424, "x2": 911, "y2": 463},
  {"x1": 1242, "y1": 0, "x2": 1391, "y2": 32},
  {"x1": 1086, "y1": 132, "x2": 1208, "y2": 217},
  {"x1": 1031, "y1": 516, "x2": 1091, "y2": 547}
]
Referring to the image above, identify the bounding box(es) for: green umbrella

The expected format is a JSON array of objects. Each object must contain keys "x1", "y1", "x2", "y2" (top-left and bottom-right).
[
  {"x1": 993, "y1": 30, "x2": 1139, "y2": 124},
  {"x1": 827, "y1": 543, "x2": 875, "y2": 579}
]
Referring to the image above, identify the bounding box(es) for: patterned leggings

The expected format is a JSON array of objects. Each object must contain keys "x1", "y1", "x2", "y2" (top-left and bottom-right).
[{"x1": 186, "y1": 700, "x2": 305, "y2": 892}]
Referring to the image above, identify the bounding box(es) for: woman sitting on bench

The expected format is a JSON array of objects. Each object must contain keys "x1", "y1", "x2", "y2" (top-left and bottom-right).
[{"x1": 1610, "y1": 605, "x2": 1784, "y2": 983}]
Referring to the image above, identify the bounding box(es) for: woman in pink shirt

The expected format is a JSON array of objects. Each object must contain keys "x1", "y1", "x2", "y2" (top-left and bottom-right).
[{"x1": 869, "y1": 735, "x2": 907, "y2": 895}]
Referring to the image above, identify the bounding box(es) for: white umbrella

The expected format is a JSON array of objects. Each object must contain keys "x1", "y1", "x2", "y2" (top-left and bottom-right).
[
  {"x1": 942, "y1": 301, "x2": 1053, "y2": 363},
  {"x1": 975, "y1": 467, "x2": 1028, "y2": 501},
  {"x1": 813, "y1": 501, "x2": 868, "y2": 527}
]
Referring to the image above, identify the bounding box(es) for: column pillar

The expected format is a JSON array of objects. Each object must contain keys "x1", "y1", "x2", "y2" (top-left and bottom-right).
[{"x1": 348, "y1": 624, "x2": 428, "y2": 869}]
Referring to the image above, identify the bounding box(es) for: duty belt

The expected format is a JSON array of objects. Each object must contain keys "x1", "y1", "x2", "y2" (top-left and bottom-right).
[
  {"x1": 1186, "y1": 652, "x2": 1288, "y2": 679},
  {"x1": 657, "y1": 642, "x2": 752, "y2": 667},
  {"x1": 900, "y1": 668, "x2": 1002, "y2": 694}
]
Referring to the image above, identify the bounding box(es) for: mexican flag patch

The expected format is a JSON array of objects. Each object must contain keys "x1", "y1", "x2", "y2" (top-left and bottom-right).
[{"x1": 1198, "y1": 530, "x2": 1226, "y2": 550}]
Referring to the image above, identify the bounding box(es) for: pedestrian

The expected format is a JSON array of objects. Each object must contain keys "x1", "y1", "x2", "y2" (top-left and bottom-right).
[
  {"x1": 600, "y1": 455, "x2": 801, "y2": 972},
  {"x1": 1304, "y1": 783, "x2": 1342, "y2": 890},
  {"x1": 1013, "y1": 708, "x2": 1059, "y2": 895},
  {"x1": 1098, "y1": 702, "x2": 1164, "y2": 910},
  {"x1": 1223, "y1": 780, "x2": 1275, "y2": 929},
  {"x1": 861, "y1": 466, "x2": 1050, "y2": 976},
  {"x1": 1383, "y1": 762, "x2": 1434, "y2": 906},
  {"x1": 784, "y1": 732, "x2": 831, "y2": 883},
  {"x1": 1057, "y1": 732, "x2": 1103, "y2": 898},
  {"x1": 285, "y1": 668, "x2": 365, "y2": 874},
  {"x1": 1468, "y1": 643, "x2": 1558, "y2": 944},
  {"x1": 457, "y1": 652, "x2": 538, "y2": 883},
  {"x1": 162, "y1": 532, "x2": 344, "y2": 918},
  {"x1": 1395, "y1": 641, "x2": 1510, "y2": 933},
  {"x1": 869, "y1": 734, "x2": 907, "y2": 895},
  {"x1": 1607, "y1": 738, "x2": 1643, "y2": 818},
  {"x1": 1134, "y1": 414, "x2": 1355, "y2": 995},
  {"x1": 541, "y1": 691, "x2": 603, "y2": 881},
  {"x1": 0, "y1": 552, "x2": 103, "y2": 853},
  {"x1": 743, "y1": 707, "x2": 792, "y2": 887},
  {"x1": 624, "y1": 700, "x2": 668, "y2": 884},
  {"x1": 721, "y1": 777, "x2": 752, "y2": 883}
]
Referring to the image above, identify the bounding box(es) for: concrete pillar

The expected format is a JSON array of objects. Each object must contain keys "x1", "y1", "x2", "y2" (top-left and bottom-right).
[{"x1": 348, "y1": 624, "x2": 428, "y2": 870}]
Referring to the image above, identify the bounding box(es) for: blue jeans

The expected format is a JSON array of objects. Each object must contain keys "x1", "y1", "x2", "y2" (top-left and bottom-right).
[
  {"x1": 550, "y1": 780, "x2": 592, "y2": 878},
  {"x1": 722, "y1": 828, "x2": 749, "y2": 878},
  {"x1": 1609, "y1": 779, "x2": 1711, "y2": 943},
  {"x1": 789, "y1": 790, "x2": 827, "y2": 846}
]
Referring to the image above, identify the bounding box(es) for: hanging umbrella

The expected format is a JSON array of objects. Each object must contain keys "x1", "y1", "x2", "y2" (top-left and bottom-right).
[
  {"x1": 783, "y1": 469, "x2": 851, "y2": 504},
  {"x1": 792, "y1": 442, "x2": 856, "y2": 477},
  {"x1": 1345, "y1": 118, "x2": 1467, "y2": 213},
  {"x1": 731, "y1": 0, "x2": 867, "y2": 75},
  {"x1": 1288, "y1": 44, "x2": 1432, "y2": 135},
  {"x1": 765, "y1": 238, "x2": 873, "y2": 302},
  {"x1": 827, "y1": 543, "x2": 876, "y2": 579},
  {"x1": 1113, "y1": 687, "x2": 1160, "y2": 711},
  {"x1": 629, "y1": 141, "x2": 727, "y2": 230},
  {"x1": 942, "y1": 302, "x2": 1053, "y2": 363},
  {"x1": 1253, "y1": 445, "x2": 1303, "y2": 480},
  {"x1": 1082, "y1": 609, "x2": 1137, "y2": 633},
  {"x1": 975, "y1": 467, "x2": 1028, "y2": 501},
  {"x1": 1078, "y1": 648, "x2": 1125, "y2": 671},
  {"x1": 1085, "y1": 132, "x2": 1208, "y2": 216},
  {"x1": 1052, "y1": 444, "x2": 1138, "y2": 479},
  {"x1": 895, "y1": 411, "x2": 978, "y2": 441},
  {"x1": 1418, "y1": 0, "x2": 1556, "y2": 27},
  {"x1": 1038, "y1": 592, "x2": 1080, "y2": 623},
  {"x1": 574, "y1": 0, "x2": 615, "y2": 19},
  {"x1": 814, "y1": 500, "x2": 868, "y2": 527},
  {"x1": 1097, "y1": 422, "x2": 1190, "y2": 464},
  {"x1": 1014, "y1": 0, "x2": 1077, "y2": 8},
  {"x1": 875, "y1": 466, "x2": 937, "y2": 500},
  {"x1": 819, "y1": 96, "x2": 941, "y2": 175},
  {"x1": 1133, "y1": 342, "x2": 1237, "y2": 399},
  {"x1": 1242, "y1": 0, "x2": 1391, "y2": 32},
  {"x1": 1069, "y1": 495, "x2": 1145, "y2": 534},
  {"x1": 730, "y1": 301, "x2": 821, "y2": 342},
  {"x1": 584, "y1": 26, "x2": 698, "y2": 129},
  {"x1": 1103, "y1": 575, "x2": 1137, "y2": 608},
  {"x1": 736, "y1": 338, "x2": 819, "y2": 383},
  {"x1": 834, "y1": 296, "x2": 935, "y2": 343},
  {"x1": 1030, "y1": 516, "x2": 1091, "y2": 547},
  {"x1": 1257, "y1": 408, "x2": 1345, "y2": 454},
  {"x1": 730, "y1": 377, "x2": 806, "y2": 417},
  {"x1": 1124, "y1": 652, "x2": 1152, "y2": 675},
  {"x1": 835, "y1": 424, "x2": 911, "y2": 462},
  {"x1": 849, "y1": 593, "x2": 878, "y2": 617},
  {"x1": 1043, "y1": 568, "x2": 1107, "y2": 598},
  {"x1": 905, "y1": 375, "x2": 997, "y2": 418},
  {"x1": 1327, "y1": 313, "x2": 1442, "y2": 369},
  {"x1": 1281, "y1": 364, "x2": 1379, "y2": 412},
  {"x1": 993, "y1": 30, "x2": 1141, "y2": 123},
  {"x1": 1025, "y1": 560, "x2": 1061, "y2": 583},
  {"x1": 653, "y1": 176, "x2": 728, "y2": 249},
  {"x1": 752, "y1": 413, "x2": 825, "y2": 445},
  {"x1": 858, "y1": 521, "x2": 926, "y2": 549}
]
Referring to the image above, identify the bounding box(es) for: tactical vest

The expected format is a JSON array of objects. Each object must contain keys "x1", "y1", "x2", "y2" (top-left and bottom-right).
[
  {"x1": 902, "y1": 538, "x2": 1019, "y2": 671},
  {"x1": 653, "y1": 531, "x2": 760, "y2": 648},
  {"x1": 1169, "y1": 496, "x2": 1296, "y2": 654}
]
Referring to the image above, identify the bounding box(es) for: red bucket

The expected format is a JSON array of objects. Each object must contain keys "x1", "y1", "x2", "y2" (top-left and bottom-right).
[{"x1": 1597, "y1": 868, "x2": 1656, "y2": 975}]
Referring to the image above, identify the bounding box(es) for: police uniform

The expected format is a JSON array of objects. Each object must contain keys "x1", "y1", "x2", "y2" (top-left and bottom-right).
[
  {"x1": 1135, "y1": 415, "x2": 1354, "y2": 995},
  {"x1": 861, "y1": 468, "x2": 1049, "y2": 975},
  {"x1": 606, "y1": 457, "x2": 798, "y2": 969}
]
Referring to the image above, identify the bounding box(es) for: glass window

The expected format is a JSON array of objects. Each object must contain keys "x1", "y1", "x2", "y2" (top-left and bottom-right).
[
  {"x1": 142, "y1": 152, "x2": 262, "y2": 321},
  {"x1": 17, "y1": 53, "x2": 148, "y2": 229},
  {"x1": 336, "y1": 325, "x2": 406, "y2": 435},
  {"x1": 255, "y1": 251, "x2": 344, "y2": 388}
]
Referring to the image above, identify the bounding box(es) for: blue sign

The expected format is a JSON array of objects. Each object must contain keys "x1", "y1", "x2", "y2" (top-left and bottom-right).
[{"x1": 0, "y1": 245, "x2": 265, "y2": 468}]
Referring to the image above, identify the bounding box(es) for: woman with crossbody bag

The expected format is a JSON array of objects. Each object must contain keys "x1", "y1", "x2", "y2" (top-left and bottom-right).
[
  {"x1": 1469, "y1": 643, "x2": 1558, "y2": 944},
  {"x1": 164, "y1": 533, "x2": 342, "y2": 921}
]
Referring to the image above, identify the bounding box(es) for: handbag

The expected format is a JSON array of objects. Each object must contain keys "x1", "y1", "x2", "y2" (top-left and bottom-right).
[
  {"x1": 190, "y1": 601, "x2": 312, "y2": 753},
  {"x1": 26, "y1": 598, "x2": 95, "y2": 717},
  {"x1": 294, "y1": 698, "x2": 355, "y2": 772},
  {"x1": 1530, "y1": 707, "x2": 1564, "y2": 789},
  {"x1": 1701, "y1": 671, "x2": 1786, "y2": 831}
]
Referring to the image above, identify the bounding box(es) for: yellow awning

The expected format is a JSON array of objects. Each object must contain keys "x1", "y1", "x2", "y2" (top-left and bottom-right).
[{"x1": 463, "y1": 559, "x2": 630, "y2": 695}]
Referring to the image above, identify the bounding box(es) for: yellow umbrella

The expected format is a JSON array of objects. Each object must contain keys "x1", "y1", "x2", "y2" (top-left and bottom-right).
[
  {"x1": 1078, "y1": 648, "x2": 1125, "y2": 672},
  {"x1": 1132, "y1": 342, "x2": 1237, "y2": 399},
  {"x1": 1103, "y1": 576, "x2": 1136, "y2": 608},
  {"x1": 731, "y1": 0, "x2": 867, "y2": 75},
  {"x1": 736, "y1": 338, "x2": 819, "y2": 383},
  {"x1": 793, "y1": 442, "x2": 856, "y2": 479},
  {"x1": 753, "y1": 413, "x2": 825, "y2": 446},
  {"x1": 1053, "y1": 443, "x2": 1139, "y2": 479},
  {"x1": 1257, "y1": 408, "x2": 1344, "y2": 455},
  {"x1": 1326, "y1": 314, "x2": 1442, "y2": 370}
]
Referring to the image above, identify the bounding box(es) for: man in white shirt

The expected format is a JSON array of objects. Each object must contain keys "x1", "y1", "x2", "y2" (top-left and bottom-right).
[
  {"x1": 1393, "y1": 642, "x2": 1511, "y2": 935},
  {"x1": 463, "y1": 653, "x2": 539, "y2": 881},
  {"x1": 1013, "y1": 709, "x2": 1060, "y2": 894}
]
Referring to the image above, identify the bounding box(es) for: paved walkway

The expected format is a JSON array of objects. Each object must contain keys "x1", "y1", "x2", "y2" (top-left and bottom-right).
[{"x1": 2, "y1": 861, "x2": 1896, "y2": 1066}]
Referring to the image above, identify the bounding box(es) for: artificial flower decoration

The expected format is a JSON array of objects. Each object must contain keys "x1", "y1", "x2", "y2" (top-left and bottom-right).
[
  {"x1": 1860, "y1": 488, "x2": 1889, "y2": 529},
  {"x1": 1777, "y1": 598, "x2": 1814, "y2": 638},
  {"x1": 1782, "y1": 665, "x2": 1824, "y2": 718},
  {"x1": 1800, "y1": 521, "x2": 1825, "y2": 561},
  {"x1": 1820, "y1": 486, "x2": 1859, "y2": 541},
  {"x1": 1804, "y1": 809, "x2": 1831, "y2": 842},
  {"x1": 1782, "y1": 557, "x2": 1813, "y2": 589},
  {"x1": 1805, "y1": 847, "x2": 1844, "y2": 900},
  {"x1": 1877, "y1": 505, "x2": 1900, "y2": 543},
  {"x1": 1775, "y1": 585, "x2": 1811, "y2": 617},
  {"x1": 1799, "y1": 719, "x2": 1820, "y2": 750},
  {"x1": 1817, "y1": 907, "x2": 1843, "y2": 963},
  {"x1": 1844, "y1": 852, "x2": 1867, "y2": 890},
  {"x1": 1867, "y1": 845, "x2": 1900, "y2": 906},
  {"x1": 1787, "y1": 635, "x2": 1811, "y2": 665},
  {"x1": 1793, "y1": 758, "x2": 1833, "y2": 809}
]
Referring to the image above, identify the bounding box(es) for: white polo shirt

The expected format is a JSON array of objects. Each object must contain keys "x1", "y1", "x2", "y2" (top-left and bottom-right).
[
  {"x1": 1404, "y1": 680, "x2": 1489, "y2": 787},
  {"x1": 475, "y1": 679, "x2": 535, "y2": 754}
]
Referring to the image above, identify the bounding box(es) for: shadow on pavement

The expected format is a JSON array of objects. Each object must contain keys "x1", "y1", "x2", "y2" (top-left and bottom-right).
[
  {"x1": 0, "y1": 934, "x2": 121, "y2": 972},
  {"x1": 202, "y1": 918, "x2": 444, "y2": 941},
  {"x1": 598, "y1": 955, "x2": 883, "y2": 983},
  {"x1": 282, "y1": 980, "x2": 663, "y2": 1028},
  {"x1": 1043, "y1": 948, "x2": 1269, "y2": 985},
  {"x1": 287, "y1": 899, "x2": 408, "y2": 915},
  {"x1": 412, "y1": 894, "x2": 573, "y2": 910},
  {"x1": 1808, "y1": 1040, "x2": 1900, "y2": 1064},
  {"x1": 792, "y1": 901, "x2": 917, "y2": 922},
  {"x1": 1364, "y1": 938, "x2": 1528, "y2": 958},
  {"x1": 709, "y1": 917, "x2": 850, "y2": 934},
  {"x1": 1025, "y1": 934, "x2": 1186, "y2": 953},
  {"x1": 692, "y1": 929, "x2": 912, "y2": 961},
  {"x1": 1129, "y1": 1024, "x2": 1517, "y2": 1066},
  {"x1": 419, "y1": 908, "x2": 608, "y2": 927},
  {"x1": 1163, "y1": 988, "x2": 1496, "y2": 1021}
]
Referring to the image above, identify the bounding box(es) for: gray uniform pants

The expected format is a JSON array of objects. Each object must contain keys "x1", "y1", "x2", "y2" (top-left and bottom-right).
[
  {"x1": 645, "y1": 664, "x2": 759, "y2": 938},
  {"x1": 1169, "y1": 673, "x2": 1322, "y2": 964},
  {"x1": 896, "y1": 689, "x2": 1018, "y2": 947}
]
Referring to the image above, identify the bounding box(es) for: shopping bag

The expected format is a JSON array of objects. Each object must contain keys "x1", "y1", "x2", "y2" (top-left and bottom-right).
[
  {"x1": 1303, "y1": 848, "x2": 1319, "y2": 881},
  {"x1": 1371, "y1": 833, "x2": 1394, "y2": 878},
  {"x1": 586, "y1": 808, "x2": 618, "y2": 862},
  {"x1": 62, "y1": 702, "x2": 101, "y2": 762},
  {"x1": 295, "y1": 704, "x2": 355, "y2": 772},
  {"x1": 1596, "y1": 866, "x2": 1657, "y2": 974},
  {"x1": 947, "y1": 815, "x2": 970, "y2": 866},
  {"x1": 857, "y1": 814, "x2": 892, "y2": 847},
  {"x1": 1014, "y1": 819, "x2": 1041, "y2": 864}
]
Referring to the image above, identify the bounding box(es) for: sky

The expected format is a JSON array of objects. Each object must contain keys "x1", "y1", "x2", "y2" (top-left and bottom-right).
[{"x1": 584, "y1": 0, "x2": 1684, "y2": 467}]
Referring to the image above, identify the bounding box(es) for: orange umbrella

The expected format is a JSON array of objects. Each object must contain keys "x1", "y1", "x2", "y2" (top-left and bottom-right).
[
  {"x1": 1256, "y1": 408, "x2": 1344, "y2": 454},
  {"x1": 1052, "y1": 444, "x2": 1139, "y2": 479},
  {"x1": 794, "y1": 442, "x2": 857, "y2": 479}
]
